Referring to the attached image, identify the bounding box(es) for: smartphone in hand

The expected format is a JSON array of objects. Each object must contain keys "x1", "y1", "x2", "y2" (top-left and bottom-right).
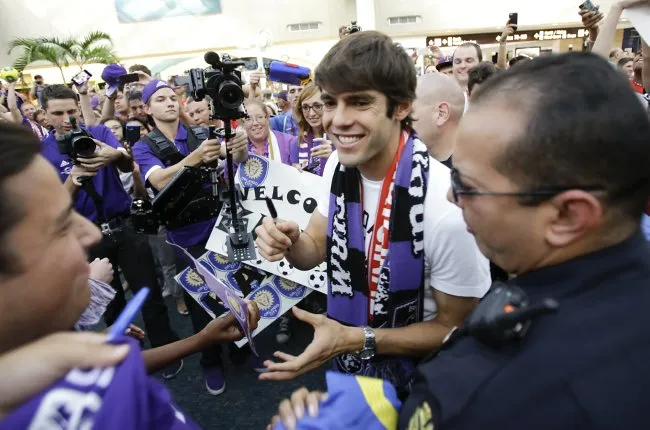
[
  {"x1": 71, "y1": 69, "x2": 92, "y2": 86},
  {"x1": 508, "y1": 13, "x2": 519, "y2": 31}
]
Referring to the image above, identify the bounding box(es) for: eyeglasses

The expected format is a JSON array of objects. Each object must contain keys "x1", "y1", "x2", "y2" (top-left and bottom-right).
[
  {"x1": 244, "y1": 115, "x2": 267, "y2": 124},
  {"x1": 450, "y1": 167, "x2": 605, "y2": 204},
  {"x1": 301, "y1": 103, "x2": 323, "y2": 114}
]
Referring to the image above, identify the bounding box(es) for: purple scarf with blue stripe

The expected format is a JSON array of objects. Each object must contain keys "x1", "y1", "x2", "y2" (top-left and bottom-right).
[{"x1": 326, "y1": 131, "x2": 429, "y2": 389}]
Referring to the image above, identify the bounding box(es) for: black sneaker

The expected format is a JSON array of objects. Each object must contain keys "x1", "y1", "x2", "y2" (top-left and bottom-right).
[
  {"x1": 161, "y1": 359, "x2": 184, "y2": 379},
  {"x1": 276, "y1": 315, "x2": 291, "y2": 344}
]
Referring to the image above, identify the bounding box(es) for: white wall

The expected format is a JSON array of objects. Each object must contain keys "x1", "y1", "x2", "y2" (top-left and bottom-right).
[{"x1": 0, "y1": 0, "x2": 629, "y2": 82}]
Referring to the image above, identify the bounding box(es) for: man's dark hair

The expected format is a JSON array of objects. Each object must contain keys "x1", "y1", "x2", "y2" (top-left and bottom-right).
[
  {"x1": 468, "y1": 62, "x2": 501, "y2": 95},
  {"x1": 472, "y1": 52, "x2": 650, "y2": 221},
  {"x1": 314, "y1": 31, "x2": 417, "y2": 128},
  {"x1": 41, "y1": 85, "x2": 77, "y2": 110},
  {"x1": 128, "y1": 90, "x2": 143, "y2": 102},
  {"x1": 126, "y1": 117, "x2": 151, "y2": 132},
  {"x1": 509, "y1": 55, "x2": 532, "y2": 68},
  {"x1": 129, "y1": 64, "x2": 151, "y2": 76},
  {"x1": 617, "y1": 57, "x2": 634, "y2": 67},
  {"x1": 0, "y1": 123, "x2": 41, "y2": 275},
  {"x1": 454, "y1": 42, "x2": 483, "y2": 62},
  {"x1": 34, "y1": 75, "x2": 43, "y2": 80},
  {"x1": 100, "y1": 117, "x2": 124, "y2": 126}
]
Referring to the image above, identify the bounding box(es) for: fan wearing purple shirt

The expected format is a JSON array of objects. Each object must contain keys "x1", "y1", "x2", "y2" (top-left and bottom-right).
[
  {"x1": 39, "y1": 85, "x2": 185, "y2": 379},
  {"x1": 132, "y1": 79, "x2": 249, "y2": 395},
  {"x1": 0, "y1": 123, "x2": 259, "y2": 428}
]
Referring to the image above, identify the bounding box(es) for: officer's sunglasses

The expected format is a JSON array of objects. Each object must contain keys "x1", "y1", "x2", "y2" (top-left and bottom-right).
[{"x1": 450, "y1": 167, "x2": 606, "y2": 204}]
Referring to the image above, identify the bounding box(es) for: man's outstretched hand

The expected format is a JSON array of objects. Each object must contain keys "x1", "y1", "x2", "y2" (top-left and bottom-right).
[{"x1": 259, "y1": 307, "x2": 362, "y2": 381}]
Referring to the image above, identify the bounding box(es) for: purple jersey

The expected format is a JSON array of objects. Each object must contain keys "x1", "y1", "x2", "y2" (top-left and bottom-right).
[
  {"x1": 41, "y1": 125, "x2": 132, "y2": 222},
  {"x1": 132, "y1": 123, "x2": 215, "y2": 247},
  {"x1": 0, "y1": 338, "x2": 200, "y2": 430}
]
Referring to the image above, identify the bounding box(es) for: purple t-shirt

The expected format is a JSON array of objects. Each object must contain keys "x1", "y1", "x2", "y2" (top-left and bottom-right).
[
  {"x1": 41, "y1": 125, "x2": 132, "y2": 222},
  {"x1": 0, "y1": 338, "x2": 200, "y2": 430},
  {"x1": 132, "y1": 123, "x2": 215, "y2": 247}
]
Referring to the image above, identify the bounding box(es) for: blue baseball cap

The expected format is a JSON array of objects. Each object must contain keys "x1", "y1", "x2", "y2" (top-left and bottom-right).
[
  {"x1": 142, "y1": 80, "x2": 174, "y2": 104},
  {"x1": 275, "y1": 90, "x2": 287, "y2": 101},
  {"x1": 101, "y1": 63, "x2": 127, "y2": 96}
]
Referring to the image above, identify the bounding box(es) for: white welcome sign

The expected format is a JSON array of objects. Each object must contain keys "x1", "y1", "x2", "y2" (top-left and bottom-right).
[{"x1": 206, "y1": 155, "x2": 329, "y2": 294}]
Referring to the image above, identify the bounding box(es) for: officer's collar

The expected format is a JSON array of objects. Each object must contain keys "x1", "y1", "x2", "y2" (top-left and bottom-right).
[{"x1": 513, "y1": 232, "x2": 648, "y2": 302}]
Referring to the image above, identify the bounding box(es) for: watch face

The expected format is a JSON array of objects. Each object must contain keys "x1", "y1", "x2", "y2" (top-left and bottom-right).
[{"x1": 359, "y1": 349, "x2": 374, "y2": 361}]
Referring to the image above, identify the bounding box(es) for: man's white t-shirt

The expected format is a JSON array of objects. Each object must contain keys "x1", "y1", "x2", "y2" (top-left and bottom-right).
[{"x1": 317, "y1": 151, "x2": 491, "y2": 320}]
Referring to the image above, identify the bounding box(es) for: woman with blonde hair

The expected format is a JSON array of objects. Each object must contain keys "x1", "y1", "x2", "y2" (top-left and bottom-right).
[
  {"x1": 291, "y1": 84, "x2": 333, "y2": 175},
  {"x1": 242, "y1": 98, "x2": 295, "y2": 165}
]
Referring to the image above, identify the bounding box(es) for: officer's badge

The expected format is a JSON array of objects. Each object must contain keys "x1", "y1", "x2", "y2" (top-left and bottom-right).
[
  {"x1": 250, "y1": 285, "x2": 281, "y2": 318},
  {"x1": 240, "y1": 155, "x2": 269, "y2": 188}
]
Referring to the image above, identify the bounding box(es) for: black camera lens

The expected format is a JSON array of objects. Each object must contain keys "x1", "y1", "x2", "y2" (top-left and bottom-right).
[
  {"x1": 73, "y1": 136, "x2": 97, "y2": 158},
  {"x1": 218, "y1": 81, "x2": 244, "y2": 110}
]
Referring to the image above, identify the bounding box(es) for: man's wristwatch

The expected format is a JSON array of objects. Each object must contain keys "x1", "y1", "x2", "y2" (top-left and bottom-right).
[{"x1": 358, "y1": 326, "x2": 376, "y2": 361}]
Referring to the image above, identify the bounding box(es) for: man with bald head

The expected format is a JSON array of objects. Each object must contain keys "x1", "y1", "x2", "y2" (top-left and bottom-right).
[{"x1": 411, "y1": 73, "x2": 465, "y2": 167}]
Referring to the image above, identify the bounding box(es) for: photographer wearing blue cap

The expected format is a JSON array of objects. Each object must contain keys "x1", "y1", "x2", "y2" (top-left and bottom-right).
[
  {"x1": 133, "y1": 79, "x2": 248, "y2": 395},
  {"x1": 39, "y1": 84, "x2": 183, "y2": 379}
]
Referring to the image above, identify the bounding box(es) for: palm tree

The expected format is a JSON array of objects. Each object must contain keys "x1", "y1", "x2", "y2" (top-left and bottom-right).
[
  {"x1": 8, "y1": 38, "x2": 69, "y2": 83},
  {"x1": 8, "y1": 31, "x2": 119, "y2": 83}
]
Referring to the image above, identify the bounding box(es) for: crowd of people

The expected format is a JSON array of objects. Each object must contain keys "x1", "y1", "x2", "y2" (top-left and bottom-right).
[{"x1": 1, "y1": 0, "x2": 650, "y2": 428}]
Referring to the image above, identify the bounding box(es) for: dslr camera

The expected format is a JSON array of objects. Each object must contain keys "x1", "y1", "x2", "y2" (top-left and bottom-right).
[
  {"x1": 188, "y1": 52, "x2": 247, "y2": 120},
  {"x1": 347, "y1": 21, "x2": 361, "y2": 34},
  {"x1": 56, "y1": 115, "x2": 96, "y2": 159}
]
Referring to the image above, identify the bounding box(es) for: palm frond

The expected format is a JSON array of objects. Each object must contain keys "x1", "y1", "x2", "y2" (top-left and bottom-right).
[
  {"x1": 80, "y1": 31, "x2": 114, "y2": 50},
  {"x1": 7, "y1": 38, "x2": 40, "y2": 55},
  {"x1": 81, "y1": 47, "x2": 119, "y2": 65},
  {"x1": 12, "y1": 53, "x2": 33, "y2": 72}
]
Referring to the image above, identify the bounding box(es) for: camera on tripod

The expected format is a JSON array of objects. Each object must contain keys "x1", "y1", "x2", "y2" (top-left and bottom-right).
[
  {"x1": 56, "y1": 115, "x2": 96, "y2": 159},
  {"x1": 189, "y1": 52, "x2": 247, "y2": 120}
]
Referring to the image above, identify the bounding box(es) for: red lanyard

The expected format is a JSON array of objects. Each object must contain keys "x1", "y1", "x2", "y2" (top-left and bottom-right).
[{"x1": 363, "y1": 132, "x2": 406, "y2": 304}]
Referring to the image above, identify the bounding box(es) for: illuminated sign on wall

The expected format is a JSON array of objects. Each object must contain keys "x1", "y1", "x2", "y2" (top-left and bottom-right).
[{"x1": 427, "y1": 27, "x2": 590, "y2": 47}]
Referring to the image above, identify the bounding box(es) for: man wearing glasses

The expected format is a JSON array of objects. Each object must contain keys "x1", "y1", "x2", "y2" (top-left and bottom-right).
[{"x1": 269, "y1": 52, "x2": 650, "y2": 430}]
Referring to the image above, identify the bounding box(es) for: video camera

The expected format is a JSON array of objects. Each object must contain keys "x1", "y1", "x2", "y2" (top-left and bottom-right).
[
  {"x1": 131, "y1": 165, "x2": 224, "y2": 234},
  {"x1": 188, "y1": 52, "x2": 247, "y2": 120},
  {"x1": 56, "y1": 115, "x2": 96, "y2": 159},
  {"x1": 347, "y1": 21, "x2": 361, "y2": 34}
]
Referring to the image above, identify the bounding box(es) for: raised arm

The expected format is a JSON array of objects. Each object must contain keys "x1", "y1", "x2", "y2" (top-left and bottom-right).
[{"x1": 6, "y1": 82, "x2": 23, "y2": 124}]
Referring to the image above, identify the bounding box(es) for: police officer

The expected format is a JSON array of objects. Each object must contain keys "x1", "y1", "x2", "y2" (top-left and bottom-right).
[
  {"x1": 39, "y1": 85, "x2": 181, "y2": 377},
  {"x1": 269, "y1": 53, "x2": 650, "y2": 429},
  {"x1": 132, "y1": 80, "x2": 248, "y2": 396}
]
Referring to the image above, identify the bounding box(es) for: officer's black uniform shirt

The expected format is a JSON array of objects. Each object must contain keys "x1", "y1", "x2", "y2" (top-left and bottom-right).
[{"x1": 399, "y1": 233, "x2": 650, "y2": 430}]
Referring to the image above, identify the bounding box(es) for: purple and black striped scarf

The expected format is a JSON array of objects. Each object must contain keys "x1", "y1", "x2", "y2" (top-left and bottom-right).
[{"x1": 326, "y1": 131, "x2": 429, "y2": 389}]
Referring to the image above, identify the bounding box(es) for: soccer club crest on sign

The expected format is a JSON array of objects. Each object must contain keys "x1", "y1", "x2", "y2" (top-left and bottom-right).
[
  {"x1": 179, "y1": 268, "x2": 210, "y2": 294},
  {"x1": 240, "y1": 155, "x2": 269, "y2": 188},
  {"x1": 250, "y1": 285, "x2": 281, "y2": 319},
  {"x1": 273, "y1": 276, "x2": 306, "y2": 299},
  {"x1": 225, "y1": 289, "x2": 247, "y2": 321},
  {"x1": 206, "y1": 251, "x2": 242, "y2": 272}
]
